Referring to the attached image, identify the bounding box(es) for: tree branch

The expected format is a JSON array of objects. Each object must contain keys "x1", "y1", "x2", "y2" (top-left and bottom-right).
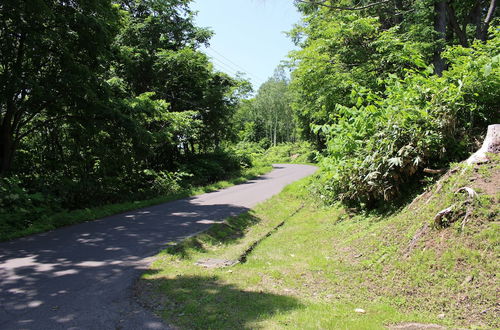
[
  {"x1": 445, "y1": 2, "x2": 469, "y2": 47},
  {"x1": 480, "y1": 0, "x2": 497, "y2": 41},
  {"x1": 15, "y1": 114, "x2": 83, "y2": 143},
  {"x1": 295, "y1": 0, "x2": 391, "y2": 11}
]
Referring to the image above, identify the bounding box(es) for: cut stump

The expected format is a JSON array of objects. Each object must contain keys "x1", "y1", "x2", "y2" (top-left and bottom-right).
[{"x1": 466, "y1": 124, "x2": 500, "y2": 164}]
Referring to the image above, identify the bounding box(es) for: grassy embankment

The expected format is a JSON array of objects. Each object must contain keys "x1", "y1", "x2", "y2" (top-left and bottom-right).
[
  {"x1": 139, "y1": 159, "x2": 499, "y2": 329},
  {"x1": 0, "y1": 164, "x2": 272, "y2": 241}
]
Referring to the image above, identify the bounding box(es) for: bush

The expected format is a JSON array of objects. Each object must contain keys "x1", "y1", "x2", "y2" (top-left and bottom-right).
[
  {"x1": 263, "y1": 142, "x2": 316, "y2": 164},
  {"x1": 0, "y1": 176, "x2": 61, "y2": 234},
  {"x1": 231, "y1": 141, "x2": 316, "y2": 166},
  {"x1": 180, "y1": 151, "x2": 246, "y2": 186},
  {"x1": 140, "y1": 169, "x2": 188, "y2": 196},
  {"x1": 316, "y1": 33, "x2": 499, "y2": 208},
  {"x1": 230, "y1": 141, "x2": 264, "y2": 165}
]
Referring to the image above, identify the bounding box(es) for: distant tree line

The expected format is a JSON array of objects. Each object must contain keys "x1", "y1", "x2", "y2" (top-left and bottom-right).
[{"x1": 235, "y1": 68, "x2": 297, "y2": 147}]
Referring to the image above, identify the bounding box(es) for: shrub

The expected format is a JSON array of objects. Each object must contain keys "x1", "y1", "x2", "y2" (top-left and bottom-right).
[
  {"x1": 263, "y1": 142, "x2": 316, "y2": 164},
  {"x1": 316, "y1": 33, "x2": 499, "y2": 208},
  {"x1": 180, "y1": 151, "x2": 246, "y2": 186},
  {"x1": 0, "y1": 176, "x2": 61, "y2": 234},
  {"x1": 140, "y1": 169, "x2": 188, "y2": 196}
]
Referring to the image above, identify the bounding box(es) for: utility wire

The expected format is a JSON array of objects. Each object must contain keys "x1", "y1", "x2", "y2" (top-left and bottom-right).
[
  {"x1": 204, "y1": 46, "x2": 265, "y2": 83},
  {"x1": 207, "y1": 46, "x2": 262, "y2": 79},
  {"x1": 208, "y1": 56, "x2": 241, "y2": 76},
  {"x1": 167, "y1": 93, "x2": 204, "y2": 109}
]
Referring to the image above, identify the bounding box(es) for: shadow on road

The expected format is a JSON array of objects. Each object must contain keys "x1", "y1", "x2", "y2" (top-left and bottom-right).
[
  {"x1": 0, "y1": 200, "x2": 250, "y2": 329},
  {"x1": 0, "y1": 164, "x2": 317, "y2": 329}
]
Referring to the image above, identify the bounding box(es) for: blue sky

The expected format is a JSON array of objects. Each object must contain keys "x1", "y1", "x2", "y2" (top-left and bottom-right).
[{"x1": 190, "y1": 0, "x2": 301, "y2": 90}]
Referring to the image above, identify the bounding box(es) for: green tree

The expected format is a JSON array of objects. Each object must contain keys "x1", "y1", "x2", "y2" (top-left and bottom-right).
[
  {"x1": 236, "y1": 69, "x2": 296, "y2": 146},
  {"x1": 290, "y1": 0, "x2": 499, "y2": 207},
  {"x1": 290, "y1": 0, "x2": 498, "y2": 146},
  {"x1": 1, "y1": 0, "x2": 248, "y2": 211},
  {"x1": 0, "y1": 0, "x2": 121, "y2": 175},
  {"x1": 113, "y1": 0, "x2": 241, "y2": 153}
]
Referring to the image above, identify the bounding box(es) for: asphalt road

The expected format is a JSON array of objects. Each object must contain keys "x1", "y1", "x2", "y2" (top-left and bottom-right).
[{"x1": 0, "y1": 164, "x2": 317, "y2": 330}]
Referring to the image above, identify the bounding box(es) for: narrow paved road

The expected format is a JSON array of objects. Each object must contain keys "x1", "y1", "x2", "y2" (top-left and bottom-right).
[{"x1": 0, "y1": 164, "x2": 317, "y2": 330}]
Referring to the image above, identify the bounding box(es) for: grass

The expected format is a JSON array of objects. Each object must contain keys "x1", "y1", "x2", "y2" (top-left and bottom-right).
[
  {"x1": 139, "y1": 160, "x2": 499, "y2": 329},
  {"x1": 0, "y1": 164, "x2": 272, "y2": 241}
]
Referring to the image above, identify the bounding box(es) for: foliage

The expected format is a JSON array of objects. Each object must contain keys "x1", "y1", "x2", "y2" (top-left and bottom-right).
[
  {"x1": 230, "y1": 141, "x2": 266, "y2": 165},
  {"x1": 0, "y1": 0, "x2": 121, "y2": 173},
  {"x1": 231, "y1": 141, "x2": 316, "y2": 166},
  {"x1": 0, "y1": 0, "x2": 255, "y2": 238},
  {"x1": 0, "y1": 176, "x2": 60, "y2": 234},
  {"x1": 180, "y1": 151, "x2": 250, "y2": 186},
  {"x1": 290, "y1": 0, "x2": 499, "y2": 207},
  {"x1": 0, "y1": 163, "x2": 272, "y2": 241},
  {"x1": 235, "y1": 68, "x2": 297, "y2": 146},
  {"x1": 313, "y1": 32, "x2": 499, "y2": 207},
  {"x1": 262, "y1": 141, "x2": 316, "y2": 164}
]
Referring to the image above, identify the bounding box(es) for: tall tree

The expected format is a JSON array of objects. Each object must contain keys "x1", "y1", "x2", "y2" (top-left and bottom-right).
[
  {"x1": 0, "y1": 0, "x2": 120, "y2": 174},
  {"x1": 238, "y1": 69, "x2": 296, "y2": 146},
  {"x1": 290, "y1": 0, "x2": 498, "y2": 142},
  {"x1": 114, "y1": 0, "x2": 212, "y2": 96},
  {"x1": 290, "y1": 0, "x2": 499, "y2": 206}
]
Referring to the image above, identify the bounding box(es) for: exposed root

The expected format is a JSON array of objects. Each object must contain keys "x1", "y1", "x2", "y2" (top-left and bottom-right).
[
  {"x1": 434, "y1": 206, "x2": 455, "y2": 227},
  {"x1": 433, "y1": 187, "x2": 477, "y2": 229},
  {"x1": 423, "y1": 168, "x2": 446, "y2": 174},
  {"x1": 407, "y1": 186, "x2": 478, "y2": 256},
  {"x1": 456, "y1": 187, "x2": 477, "y2": 230},
  {"x1": 456, "y1": 186, "x2": 477, "y2": 199},
  {"x1": 404, "y1": 222, "x2": 430, "y2": 257}
]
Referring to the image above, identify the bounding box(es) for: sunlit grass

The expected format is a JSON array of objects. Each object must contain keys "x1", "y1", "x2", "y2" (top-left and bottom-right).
[{"x1": 142, "y1": 163, "x2": 499, "y2": 329}]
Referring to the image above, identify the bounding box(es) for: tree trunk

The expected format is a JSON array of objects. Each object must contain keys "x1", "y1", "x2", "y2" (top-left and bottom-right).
[
  {"x1": 273, "y1": 118, "x2": 278, "y2": 147},
  {"x1": 471, "y1": 0, "x2": 484, "y2": 40},
  {"x1": 466, "y1": 124, "x2": 500, "y2": 164},
  {"x1": 0, "y1": 98, "x2": 18, "y2": 175},
  {"x1": 445, "y1": 3, "x2": 469, "y2": 47},
  {"x1": 394, "y1": 0, "x2": 405, "y2": 24},
  {"x1": 480, "y1": 0, "x2": 497, "y2": 41},
  {"x1": 433, "y1": 0, "x2": 448, "y2": 76},
  {"x1": 189, "y1": 140, "x2": 196, "y2": 154},
  {"x1": 268, "y1": 123, "x2": 272, "y2": 144},
  {"x1": 0, "y1": 121, "x2": 14, "y2": 175}
]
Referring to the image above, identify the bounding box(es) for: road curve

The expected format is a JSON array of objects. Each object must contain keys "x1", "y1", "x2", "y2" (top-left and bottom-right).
[{"x1": 0, "y1": 164, "x2": 317, "y2": 330}]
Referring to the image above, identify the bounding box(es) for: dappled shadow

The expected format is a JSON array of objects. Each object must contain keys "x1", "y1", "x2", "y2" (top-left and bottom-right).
[
  {"x1": 0, "y1": 164, "x2": 317, "y2": 329},
  {"x1": 0, "y1": 198, "x2": 250, "y2": 329},
  {"x1": 138, "y1": 274, "x2": 301, "y2": 330}
]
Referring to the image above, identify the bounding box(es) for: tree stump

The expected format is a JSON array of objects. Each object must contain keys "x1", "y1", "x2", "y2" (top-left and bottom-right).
[{"x1": 466, "y1": 124, "x2": 500, "y2": 164}]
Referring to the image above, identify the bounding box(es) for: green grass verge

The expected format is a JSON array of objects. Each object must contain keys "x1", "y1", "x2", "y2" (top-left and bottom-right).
[
  {"x1": 0, "y1": 164, "x2": 272, "y2": 242},
  {"x1": 139, "y1": 161, "x2": 499, "y2": 329}
]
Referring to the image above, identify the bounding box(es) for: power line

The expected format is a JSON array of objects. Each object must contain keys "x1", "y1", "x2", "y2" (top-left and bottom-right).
[
  {"x1": 207, "y1": 53, "x2": 248, "y2": 78},
  {"x1": 208, "y1": 56, "x2": 241, "y2": 76},
  {"x1": 207, "y1": 54, "x2": 260, "y2": 85},
  {"x1": 207, "y1": 46, "x2": 263, "y2": 79},
  {"x1": 204, "y1": 46, "x2": 265, "y2": 83}
]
